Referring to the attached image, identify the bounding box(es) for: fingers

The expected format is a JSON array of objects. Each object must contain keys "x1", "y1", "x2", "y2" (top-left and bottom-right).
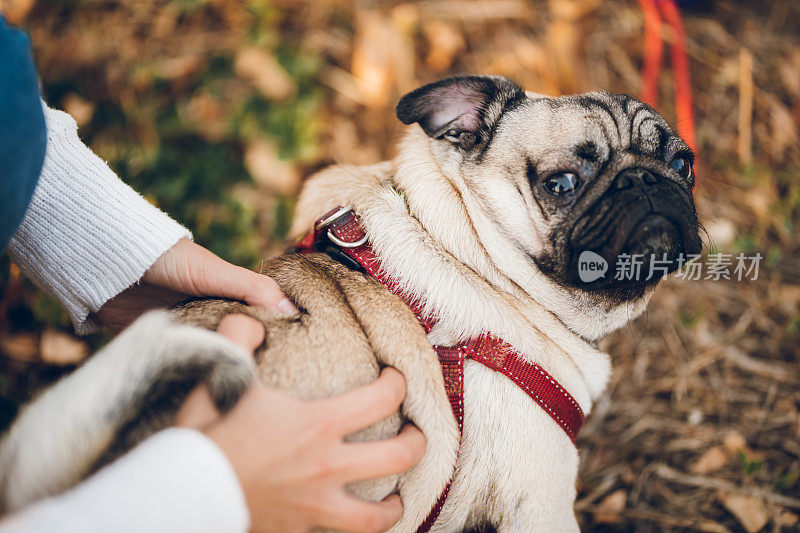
[
  {"x1": 336, "y1": 424, "x2": 426, "y2": 482},
  {"x1": 214, "y1": 263, "x2": 299, "y2": 316},
  {"x1": 319, "y1": 367, "x2": 407, "y2": 436},
  {"x1": 143, "y1": 238, "x2": 298, "y2": 316},
  {"x1": 194, "y1": 241, "x2": 298, "y2": 315},
  {"x1": 174, "y1": 384, "x2": 222, "y2": 429},
  {"x1": 217, "y1": 314, "x2": 266, "y2": 353},
  {"x1": 318, "y1": 494, "x2": 403, "y2": 533}
]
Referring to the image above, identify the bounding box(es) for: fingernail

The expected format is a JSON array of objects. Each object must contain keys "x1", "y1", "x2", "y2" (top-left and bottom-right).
[{"x1": 277, "y1": 298, "x2": 299, "y2": 315}]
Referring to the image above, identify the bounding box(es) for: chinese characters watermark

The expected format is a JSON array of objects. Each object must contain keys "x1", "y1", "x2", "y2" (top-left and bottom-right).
[{"x1": 577, "y1": 251, "x2": 763, "y2": 283}]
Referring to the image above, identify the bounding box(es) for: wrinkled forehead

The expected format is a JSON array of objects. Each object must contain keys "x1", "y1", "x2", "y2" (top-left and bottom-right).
[{"x1": 493, "y1": 93, "x2": 676, "y2": 163}]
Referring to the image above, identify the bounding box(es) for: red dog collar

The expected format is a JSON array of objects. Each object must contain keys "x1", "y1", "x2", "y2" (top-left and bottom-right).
[{"x1": 295, "y1": 206, "x2": 585, "y2": 531}]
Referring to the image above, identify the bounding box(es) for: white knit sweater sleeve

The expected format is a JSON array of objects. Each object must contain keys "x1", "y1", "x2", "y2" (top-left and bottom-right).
[
  {"x1": 6, "y1": 104, "x2": 191, "y2": 334},
  {"x1": 0, "y1": 428, "x2": 250, "y2": 533}
]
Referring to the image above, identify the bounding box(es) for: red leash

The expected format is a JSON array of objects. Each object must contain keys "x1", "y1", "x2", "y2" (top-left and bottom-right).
[
  {"x1": 638, "y1": 0, "x2": 698, "y2": 186},
  {"x1": 296, "y1": 206, "x2": 586, "y2": 531}
]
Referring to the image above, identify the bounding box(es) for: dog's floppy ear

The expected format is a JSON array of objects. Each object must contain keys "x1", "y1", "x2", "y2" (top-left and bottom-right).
[{"x1": 396, "y1": 75, "x2": 526, "y2": 151}]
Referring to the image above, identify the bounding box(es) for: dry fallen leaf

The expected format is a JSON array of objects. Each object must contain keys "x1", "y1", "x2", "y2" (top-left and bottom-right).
[
  {"x1": 779, "y1": 510, "x2": 799, "y2": 528},
  {"x1": 767, "y1": 97, "x2": 800, "y2": 161},
  {"x1": 40, "y1": 329, "x2": 89, "y2": 366},
  {"x1": 423, "y1": 20, "x2": 465, "y2": 72},
  {"x1": 702, "y1": 218, "x2": 737, "y2": 250},
  {"x1": 184, "y1": 92, "x2": 228, "y2": 142},
  {"x1": 593, "y1": 489, "x2": 626, "y2": 524},
  {"x1": 548, "y1": 0, "x2": 601, "y2": 20},
  {"x1": 235, "y1": 47, "x2": 296, "y2": 102},
  {"x1": 719, "y1": 492, "x2": 768, "y2": 533},
  {"x1": 351, "y1": 12, "x2": 395, "y2": 107},
  {"x1": 722, "y1": 430, "x2": 765, "y2": 461},
  {"x1": 62, "y1": 93, "x2": 96, "y2": 127},
  {"x1": 0, "y1": 333, "x2": 38, "y2": 362},
  {"x1": 244, "y1": 139, "x2": 300, "y2": 195},
  {"x1": 153, "y1": 54, "x2": 204, "y2": 88},
  {"x1": 691, "y1": 445, "x2": 729, "y2": 474},
  {"x1": 351, "y1": 9, "x2": 416, "y2": 106},
  {"x1": 722, "y1": 430, "x2": 748, "y2": 455},
  {"x1": 421, "y1": 0, "x2": 530, "y2": 23},
  {"x1": 778, "y1": 48, "x2": 800, "y2": 98},
  {"x1": 0, "y1": 0, "x2": 35, "y2": 24}
]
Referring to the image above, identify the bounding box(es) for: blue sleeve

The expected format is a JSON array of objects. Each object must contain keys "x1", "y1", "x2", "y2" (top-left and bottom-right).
[{"x1": 0, "y1": 16, "x2": 46, "y2": 250}]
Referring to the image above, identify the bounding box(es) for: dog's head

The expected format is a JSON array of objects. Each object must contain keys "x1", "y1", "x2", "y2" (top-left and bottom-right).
[{"x1": 396, "y1": 75, "x2": 701, "y2": 336}]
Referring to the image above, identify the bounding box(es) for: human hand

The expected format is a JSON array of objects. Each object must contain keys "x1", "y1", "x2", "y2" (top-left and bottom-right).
[
  {"x1": 176, "y1": 315, "x2": 426, "y2": 533},
  {"x1": 96, "y1": 238, "x2": 297, "y2": 332}
]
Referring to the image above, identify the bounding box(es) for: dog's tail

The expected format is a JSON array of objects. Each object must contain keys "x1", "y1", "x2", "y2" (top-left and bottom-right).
[{"x1": 0, "y1": 311, "x2": 255, "y2": 515}]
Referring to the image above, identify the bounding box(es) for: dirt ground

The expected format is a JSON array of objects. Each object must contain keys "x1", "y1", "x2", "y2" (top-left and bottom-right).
[{"x1": 1, "y1": 1, "x2": 798, "y2": 531}]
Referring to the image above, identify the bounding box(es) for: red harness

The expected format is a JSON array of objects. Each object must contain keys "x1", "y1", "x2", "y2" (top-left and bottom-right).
[{"x1": 295, "y1": 206, "x2": 585, "y2": 532}]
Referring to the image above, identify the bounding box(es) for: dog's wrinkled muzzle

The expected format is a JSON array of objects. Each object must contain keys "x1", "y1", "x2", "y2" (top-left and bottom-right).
[{"x1": 568, "y1": 167, "x2": 701, "y2": 290}]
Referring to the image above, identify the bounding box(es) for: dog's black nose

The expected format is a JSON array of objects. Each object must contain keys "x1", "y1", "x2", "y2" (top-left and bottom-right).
[{"x1": 614, "y1": 168, "x2": 659, "y2": 190}]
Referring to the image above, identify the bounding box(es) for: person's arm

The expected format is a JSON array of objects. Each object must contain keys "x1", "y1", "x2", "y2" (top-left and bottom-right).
[
  {"x1": 5, "y1": 104, "x2": 295, "y2": 334},
  {"x1": 5, "y1": 104, "x2": 191, "y2": 334},
  {"x1": 0, "y1": 429, "x2": 250, "y2": 533}
]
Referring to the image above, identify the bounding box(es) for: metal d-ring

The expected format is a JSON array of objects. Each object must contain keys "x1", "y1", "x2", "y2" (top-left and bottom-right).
[
  {"x1": 314, "y1": 206, "x2": 368, "y2": 248},
  {"x1": 327, "y1": 229, "x2": 368, "y2": 248}
]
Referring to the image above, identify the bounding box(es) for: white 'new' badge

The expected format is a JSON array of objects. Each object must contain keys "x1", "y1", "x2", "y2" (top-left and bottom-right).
[{"x1": 578, "y1": 251, "x2": 608, "y2": 283}]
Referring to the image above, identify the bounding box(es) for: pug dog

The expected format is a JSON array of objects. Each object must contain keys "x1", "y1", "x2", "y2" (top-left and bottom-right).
[{"x1": 0, "y1": 75, "x2": 700, "y2": 532}]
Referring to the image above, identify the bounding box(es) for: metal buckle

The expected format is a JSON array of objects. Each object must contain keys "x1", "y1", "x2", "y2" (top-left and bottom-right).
[
  {"x1": 315, "y1": 206, "x2": 352, "y2": 230},
  {"x1": 314, "y1": 206, "x2": 368, "y2": 248}
]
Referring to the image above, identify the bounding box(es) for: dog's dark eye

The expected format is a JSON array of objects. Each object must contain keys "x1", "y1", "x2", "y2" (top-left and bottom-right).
[
  {"x1": 669, "y1": 156, "x2": 692, "y2": 180},
  {"x1": 543, "y1": 172, "x2": 580, "y2": 196}
]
